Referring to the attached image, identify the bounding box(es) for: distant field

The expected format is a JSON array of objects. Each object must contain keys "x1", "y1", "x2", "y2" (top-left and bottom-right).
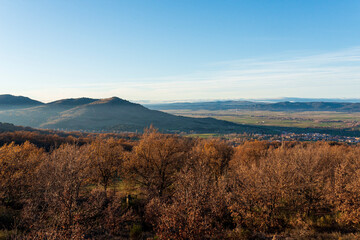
[
  {"x1": 164, "y1": 109, "x2": 360, "y2": 131},
  {"x1": 186, "y1": 133, "x2": 222, "y2": 138}
]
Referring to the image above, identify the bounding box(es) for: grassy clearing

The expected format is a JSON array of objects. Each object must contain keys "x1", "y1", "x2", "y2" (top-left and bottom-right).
[
  {"x1": 84, "y1": 179, "x2": 142, "y2": 198},
  {"x1": 186, "y1": 133, "x2": 222, "y2": 138},
  {"x1": 111, "y1": 180, "x2": 142, "y2": 197}
]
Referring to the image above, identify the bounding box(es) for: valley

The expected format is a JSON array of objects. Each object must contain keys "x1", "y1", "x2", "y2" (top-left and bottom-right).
[{"x1": 162, "y1": 109, "x2": 360, "y2": 131}]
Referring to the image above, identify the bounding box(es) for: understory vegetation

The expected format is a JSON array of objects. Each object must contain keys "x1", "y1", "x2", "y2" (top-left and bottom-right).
[{"x1": 1, "y1": 128, "x2": 360, "y2": 239}]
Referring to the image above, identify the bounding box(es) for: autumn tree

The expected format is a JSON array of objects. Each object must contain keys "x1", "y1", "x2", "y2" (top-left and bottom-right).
[
  {"x1": 0, "y1": 141, "x2": 44, "y2": 206},
  {"x1": 228, "y1": 142, "x2": 347, "y2": 233},
  {"x1": 88, "y1": 137, "x2": 124, "y2": 195},
  {"x1": 33, "y1": 144, "x2": 91, "y2": 237},
  {"x1": 147, "y1": 161, "x2": 230, "y2": 240},
  {"x1": 228, "y1": 147, "x2": 296, "y2": 232},
  {"x1": 123, "y1": 128, "x2": 190, "y2": 199},
  {"x1": 190, "y1": 138, "x2": 233, "y2": 179},
  {"x1": 231, "y1": 140, "x2": 272, "y2": 168},
  {"x1": 333, "y1": 146, "x2": 360, "y2": 229}
]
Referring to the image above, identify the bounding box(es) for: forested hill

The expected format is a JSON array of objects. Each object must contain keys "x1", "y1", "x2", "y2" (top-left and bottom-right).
[
  {"x1": 0, "y1": 96, "x2": 264, "y2": 134},
  {"x1": 147, "y1": 101, "x2": 360, "y2": 112},
  {"x1": 0, "y1": 122, "x2": 36, "y2": 132},
  {"x1": 0, "y1": 94, "x2": 44, "y2": 110},
  {"x1": 1, "y1": 95, "x2": 360, "y2": 136}
]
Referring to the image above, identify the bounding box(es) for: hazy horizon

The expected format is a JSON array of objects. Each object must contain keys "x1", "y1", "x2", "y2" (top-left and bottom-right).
[
  {"x1": 3, "y1": 93, "x2": 360, "y2": 105},
  {"x1": 1, "y1": 1, "x2": 359, "y2": 102}
]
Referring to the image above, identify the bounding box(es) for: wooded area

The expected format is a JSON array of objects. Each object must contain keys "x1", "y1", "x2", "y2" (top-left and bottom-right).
[{"x1": 1, "y1": 128, "x2": 360, "y2": 239}]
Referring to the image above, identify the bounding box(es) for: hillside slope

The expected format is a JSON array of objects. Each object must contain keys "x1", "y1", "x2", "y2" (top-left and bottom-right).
[
  {"x1": 0, "y1": 94, "x2": 44, "y2": 110},
  {"x1": 1, "y1": 96, "x2": 359, "y2": 136},
  {"x1": 0, "y1": 97, "x2": 264, "y2": 133}
]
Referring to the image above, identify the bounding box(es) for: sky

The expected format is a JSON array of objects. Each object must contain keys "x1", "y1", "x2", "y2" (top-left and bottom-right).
[{"x1": 0, "y1": 0, "x2": 359, "y2": 103}]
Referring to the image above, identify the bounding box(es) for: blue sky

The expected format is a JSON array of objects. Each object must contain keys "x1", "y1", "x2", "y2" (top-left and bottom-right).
[{"x1": 0, "y1": 0, "x2": 359, "y2": 102}]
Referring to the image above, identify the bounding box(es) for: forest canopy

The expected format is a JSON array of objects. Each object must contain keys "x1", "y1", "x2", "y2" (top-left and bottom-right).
[{"x1": 1, "y1": 129, "x2": 360, "y2": 239}]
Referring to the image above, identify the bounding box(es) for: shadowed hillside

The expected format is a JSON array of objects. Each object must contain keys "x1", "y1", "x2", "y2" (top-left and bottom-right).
[
  {"x1": 0, "y1": 96, "x2": 264, "y2": 133},
  {"x1": 0, "y1": 94, "x2": 44, "y2": 110},
  {"x1": 0, "y1": 122, "x2": 36, "y2": 132},
  {"x1": 0, "y1": 97, "x2": 103, "y2": 127},
  {"x1": 42, "y1": 97, "x2": 255, "y2": 133}
]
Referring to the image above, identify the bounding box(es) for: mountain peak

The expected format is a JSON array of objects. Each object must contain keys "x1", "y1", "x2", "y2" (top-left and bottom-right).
[
  {"x1": 91, "y1": 97, "x2": 134, "y2": 106},
  {"x1": 48, "y1": 97, "x2": 98, "y2": 106}
]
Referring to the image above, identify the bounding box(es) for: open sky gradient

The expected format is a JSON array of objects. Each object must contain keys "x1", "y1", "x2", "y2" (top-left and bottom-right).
[{"x1": 0, "y1": 0, "x2": 359, "y2": 102}]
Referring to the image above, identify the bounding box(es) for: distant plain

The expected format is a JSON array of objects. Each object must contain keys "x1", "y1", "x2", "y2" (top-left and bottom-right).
[{"x1": 162, "y1": 109, "x2": 360, "y2": 131}]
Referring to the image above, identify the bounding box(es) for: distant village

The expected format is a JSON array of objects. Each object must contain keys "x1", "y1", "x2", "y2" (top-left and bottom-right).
[{"x1": 225, "y1": 132, "x2": 360, "y2": 145}]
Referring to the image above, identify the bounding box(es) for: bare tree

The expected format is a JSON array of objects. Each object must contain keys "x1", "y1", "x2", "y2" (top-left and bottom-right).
[
  {"x1": 147, "y1": 161, "x2": 229, "y2": 240},
  {"x1": 88, "y1": 137, "x2": 124, "y2": 195},
  {"x1": 39, "y1": 144, "x2": 91, "y2": 237},
  {"x1": 123, "y1": 128, "x2": 189, "y2": 199}
]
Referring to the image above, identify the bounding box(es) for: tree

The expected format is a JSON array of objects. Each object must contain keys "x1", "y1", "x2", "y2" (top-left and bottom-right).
[
  {"x1": 123, "y1": 128, "x2": 189, "y2": 199},
  {"x1": 37, "y1": 144, "x2": 91, "y2": 237},
  {"x1": 147, "y1": 162, "x2": 229, "y2": 240},
  {"x1": 0, "y1": 141, "x2": 44, "y2": 206},
  {"x1": 333, "y1": 146, "x2": 360, "y2": 228},
  {"x1": 88, "y1": 138, "x2": 124, "y2": 195},
  {"x1": 190, "y1": 138, "x2": 233, "y2": 179}
]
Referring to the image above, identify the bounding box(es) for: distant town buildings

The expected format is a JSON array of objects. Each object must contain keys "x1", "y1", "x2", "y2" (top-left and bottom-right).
[{"x1": 223, "y1": 132, "x2": 360, "y2": 145}]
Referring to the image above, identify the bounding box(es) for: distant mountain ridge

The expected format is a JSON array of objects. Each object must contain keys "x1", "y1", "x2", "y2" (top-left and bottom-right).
[
  {"x1": 0, "y1": 95, "x2": 263, "y2": 133},
  {"x1": 254, "y1": 97, "x2": 360, "y2": 103},
  {"x1": 147, "y1": 100, "x2": 360, "y2": 112},
  {"x1": 0, "y1": 94, "x2": 44, "y2": 110},
  {"x1": 1, "y1": 95, "x2": 359, "y2": 136}
]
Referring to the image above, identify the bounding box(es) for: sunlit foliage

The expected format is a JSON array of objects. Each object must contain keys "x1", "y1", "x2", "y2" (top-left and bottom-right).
[{"x1": 0, "y1": 130, "x2": 360, "y2": 239}]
